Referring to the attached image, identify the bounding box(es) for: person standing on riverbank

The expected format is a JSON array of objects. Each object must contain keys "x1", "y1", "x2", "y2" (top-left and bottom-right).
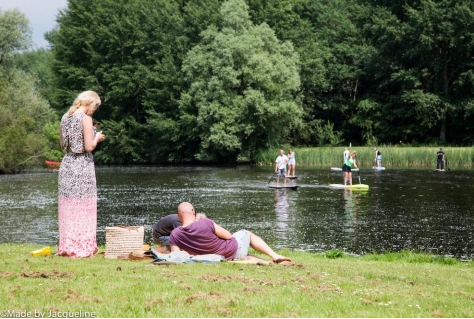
[
  {"x1": 374, "y1": 148, "x2": 382, "y2": 167},
  {"x1": 437, "y1": 148, "x2": 445, "y2": 170},
  {"x1": 57, "y1": 91, "x2": 106, "y2": 258},
  {"x1": 343, "y1": 151, "x2": 358, "y2": 186},
  {"x1": 287, "y1": 149, "x2": 296, "y2": 177},
  {"x1": 275, "y1": 149, "x2": 288, "y2": 186}
]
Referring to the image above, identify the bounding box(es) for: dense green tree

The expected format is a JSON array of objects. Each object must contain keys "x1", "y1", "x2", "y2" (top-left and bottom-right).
[
  {"x1": 178, "y1": 0, "x2": 302, "y2": 162},
  {"x1": 0, "y1": 8, "x2": 31, "y2": 65},
  {"x1": 13, "y1": 49, "x2": 56, "y2": 103},
  {"x1": 47, "y1": 0, "x2": 194, "y2": 163},
  {"x1": 247, "y1": 0, "x2": 375, "y2": 146},
  {"x1": 362, "y1": 0, "x2": 474, "y2": 144},
  {"x1": 0, "y1": 9, "x2": 59, "y2": 173},
  {"x1": 0, "y1": 68, "x2": 57, "y2": 173}
]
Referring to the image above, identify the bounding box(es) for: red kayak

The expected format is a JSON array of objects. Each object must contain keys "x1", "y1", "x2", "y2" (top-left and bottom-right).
[{"x1": 45, "y1": 160, "x2": 61, "y2": 169}]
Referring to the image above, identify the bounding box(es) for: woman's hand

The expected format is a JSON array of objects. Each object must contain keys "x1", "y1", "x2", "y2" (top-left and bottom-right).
[{"x1": 95, "y1": 131, "x2": 106, "y2": 143}]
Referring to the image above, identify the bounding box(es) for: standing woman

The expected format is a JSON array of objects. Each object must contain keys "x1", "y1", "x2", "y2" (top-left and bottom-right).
[
  {"x1": 287, "y1": 149, "x2": 296, "y2": 177},
  {"x1": 57, "y1": 91, "x2": 106, "y2": 258},
  {"x1": 374, "y1": 147, "x2": 382, "y2": 168},
  {"x1": 342, "y1": 151, "x2": 358, "y2": 186}
]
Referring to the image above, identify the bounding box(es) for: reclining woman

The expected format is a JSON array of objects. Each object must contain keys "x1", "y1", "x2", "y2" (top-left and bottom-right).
[
  {"x1": 169, "y1": 202, "x2": 292, "y2": 264},
  {"x1": 153, "y1": 212, "x2": 206, "y2": 253}
]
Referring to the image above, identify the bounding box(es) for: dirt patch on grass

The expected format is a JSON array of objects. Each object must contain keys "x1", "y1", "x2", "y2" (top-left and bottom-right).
[
  {"x1": 185, "y1": 291, "x2": 209, "y2": 303},
  {"x1": 63, "y1": 289, "x2": 102, "y2": 303},
  {"x1": 185, "y1": 290, "x2": 225, "y2": 304},
  {"x1": 200, "y1": 274, "x2": 240, "y2": 282},
  {"x1": 243, "y1": 286, "x2": 263, "y2": 294},
  {"x1": 1, "y1": 271, "x2": 15, "y2": 278},
  {"x1": 144, "y1": 298, "x2": 165, "y2": 309},
  {"x1": 19, "y1": 270, "x2": 74, "y2": 278}
]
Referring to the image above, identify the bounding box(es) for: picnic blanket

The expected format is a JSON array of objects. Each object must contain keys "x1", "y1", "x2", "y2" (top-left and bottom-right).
[{"x1": 150, "y1": 247, "x2": 224, "y2": 265}]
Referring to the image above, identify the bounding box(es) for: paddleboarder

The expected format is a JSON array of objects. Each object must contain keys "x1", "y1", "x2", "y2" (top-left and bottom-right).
[
  {"x1": 287, "y1": 149, "x2": 296, "y2": 177},
  {"x1": 343, "y1": 147, "x2": 350, "y2": 161},
  {"x1": 374, "y1": 147, "x2": 382, "y2": 168},
  {"x1": 436, "y1": 148, "x2": 445, "y2": 170},
  {"x1": 275, "y1": 149, "x2": 288, "y2": 186},
  {"x1": 343, "y1": 151, "x2": 358, "y2": 186}
]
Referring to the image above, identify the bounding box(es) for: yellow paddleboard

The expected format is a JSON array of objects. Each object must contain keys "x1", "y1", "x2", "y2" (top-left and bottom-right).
[{"x1": 329, "y1": 184, "x2": 369, "y2": 189}]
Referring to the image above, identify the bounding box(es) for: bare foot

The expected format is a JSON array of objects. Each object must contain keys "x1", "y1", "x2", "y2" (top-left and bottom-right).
[{"x1": 273, "y1": 255, "x2": 292, "y2": 264}]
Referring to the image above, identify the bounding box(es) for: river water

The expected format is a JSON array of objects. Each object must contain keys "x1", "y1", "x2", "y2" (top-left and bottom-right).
[{"x1": 0, "y1": 166, "x2": 473, "y2": 259}]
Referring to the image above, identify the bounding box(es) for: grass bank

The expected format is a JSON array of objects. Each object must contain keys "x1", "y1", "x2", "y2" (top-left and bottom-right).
[
  {"x1": 1, "y1": 244, "x2": 473, "y2": 317},
  {"x1": 256, "y1": 147, "x2": 474, "y2": 168}
]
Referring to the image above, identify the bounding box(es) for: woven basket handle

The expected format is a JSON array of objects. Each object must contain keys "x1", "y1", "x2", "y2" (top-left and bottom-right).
[{"x1": 115, "y1": 225, "x2": 142, "y2": 232}]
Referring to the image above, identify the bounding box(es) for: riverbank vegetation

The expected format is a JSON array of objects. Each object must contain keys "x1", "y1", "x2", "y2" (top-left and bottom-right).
[
  {"x1": 256, "y1": 146, "x2": 474, "y2": 168},
  {"x1": 2, "y1": 0, "x2": 474, "y2": 172},
  {"x1": 1, "y1": 244, "x2": 473, "y2": 317}
]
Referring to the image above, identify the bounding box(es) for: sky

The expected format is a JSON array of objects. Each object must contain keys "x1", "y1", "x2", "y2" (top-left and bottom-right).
[{"x1": 1, "y1": 0, "x2": 68, "y2": 49}]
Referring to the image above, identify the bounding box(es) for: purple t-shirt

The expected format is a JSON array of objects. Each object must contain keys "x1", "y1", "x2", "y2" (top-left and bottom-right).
[{"x1": 169, "y1": 218, "x2": 238, "y2": 260}]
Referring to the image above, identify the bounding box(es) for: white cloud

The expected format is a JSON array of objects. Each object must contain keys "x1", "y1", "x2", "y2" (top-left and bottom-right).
[{"x1": 1, "y1": 0, "x2": 68, "y2": 49}]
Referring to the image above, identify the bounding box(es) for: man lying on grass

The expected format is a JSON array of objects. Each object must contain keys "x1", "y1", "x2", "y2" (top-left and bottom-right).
[{"x1": 169, "y1": 202, "x2": 292, "y2": 265}]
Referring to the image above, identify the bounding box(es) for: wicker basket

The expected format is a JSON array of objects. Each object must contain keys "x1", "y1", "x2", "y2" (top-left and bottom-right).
[{"x1": 105, "y1": 226, "x2": 144, "y2": 258}]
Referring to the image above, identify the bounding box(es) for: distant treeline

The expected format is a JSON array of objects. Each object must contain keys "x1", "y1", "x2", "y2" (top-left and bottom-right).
[{"x1": 2, "y1": 0, "x2": 474, "y2": 172}]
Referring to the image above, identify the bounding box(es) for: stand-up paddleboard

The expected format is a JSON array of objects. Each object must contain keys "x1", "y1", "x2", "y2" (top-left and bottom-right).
[
  {"x1": 268, "y1": 185, "x2": 299, "y2": 189},
  {"x1": 329, "y1": 184, "x2": 369, "y2": 189},
  {"x1": 331, "y1": 167, "x2": 359, "y2": 172},
  {"x1": 434, "y1": 169, "x2": 445, "y2": 172},
  {"x1": 287, "y1": 176, "x2": 298, "y2": 179},
  {"x1": 372, "y1": 166, "x2": 385, "y2": 170}
]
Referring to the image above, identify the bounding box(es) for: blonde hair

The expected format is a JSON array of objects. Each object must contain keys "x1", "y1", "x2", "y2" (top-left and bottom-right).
[
  {"x1": 196, "y1": 213, "x2": 207, "y2": 220},
  {"x1": 68, "y1": 91, "x2": 101, "y2": 115}
]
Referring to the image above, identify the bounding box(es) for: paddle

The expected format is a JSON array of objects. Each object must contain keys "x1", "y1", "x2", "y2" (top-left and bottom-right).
[{"x1": 267, "y1": 172, "x2": 277, "y2": 184}]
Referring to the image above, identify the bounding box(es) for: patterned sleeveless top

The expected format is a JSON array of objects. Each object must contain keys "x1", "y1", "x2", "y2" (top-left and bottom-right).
[{"x1": 61, "y1": 112, "x2": 86, "y2": 153}]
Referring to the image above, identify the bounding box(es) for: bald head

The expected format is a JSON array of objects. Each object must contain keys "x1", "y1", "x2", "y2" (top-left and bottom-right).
[{"x1": 177, "y1": 202, "x2": 196, "y2": 226}]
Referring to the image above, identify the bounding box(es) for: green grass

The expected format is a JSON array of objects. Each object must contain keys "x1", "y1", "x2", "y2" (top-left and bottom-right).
[
  {"x1": 256, "y1": 146, "x2": 474, "y2": 168},
  {"x1": 1, "y1": 244, "x2": 473, "y2": 317}
]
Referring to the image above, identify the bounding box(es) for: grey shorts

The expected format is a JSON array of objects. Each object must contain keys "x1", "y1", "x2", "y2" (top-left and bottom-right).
[
  {"x1": 277, "y1": 168, "x2": 286, "y2": 178},
  {"x1": 232, "y1": 230, "x2": 250, "y2": 261}
]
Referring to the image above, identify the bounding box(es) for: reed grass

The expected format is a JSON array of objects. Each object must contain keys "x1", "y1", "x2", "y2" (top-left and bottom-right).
[
  {"x1": 1, "y1": 244, "x2": 473, "y2": 318},
  {"x1": 256, "y1": 147, "x2": 474, "y2": 168}
]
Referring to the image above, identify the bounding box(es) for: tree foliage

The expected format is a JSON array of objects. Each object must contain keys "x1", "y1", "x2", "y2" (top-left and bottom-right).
[
  {"x1": 0, "y1": 9, "x2": 59, "y2": 173},
  {"x1": 178, "y1": 0, "x2": 302, "y2": 162},
  {"x1": 0, "y1": 68, "x2": 56, "y2": 173},
  {"x1": 4, "y1": 0, "x2": 473, "y2": 169},
  {"x1": 0, "y1": 8, "x2": 31, "y2": 65}
]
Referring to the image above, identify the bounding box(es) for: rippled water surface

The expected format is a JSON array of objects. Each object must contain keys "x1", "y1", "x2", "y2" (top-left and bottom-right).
[{"x1": 1, "y1": 166, "x2": 473, "y2": 259}]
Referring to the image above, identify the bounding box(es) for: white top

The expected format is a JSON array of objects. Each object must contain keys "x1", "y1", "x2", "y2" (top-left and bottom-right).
[
  {"x1": 343, "y1": 150, "x2": 350, "y2": 161},
  {"x1": 275, "y1": 155, "x2": 288, "y2": 170}
]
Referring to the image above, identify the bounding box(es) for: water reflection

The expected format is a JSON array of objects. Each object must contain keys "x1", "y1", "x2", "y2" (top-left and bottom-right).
[
  {"x1": 343, "y1": 188, "x2": 357, "y2": 236},
  {"x1": 274, "y1": 189, "x2": 289, "y2": 230},
  {"x1": 273, "y1": 188, "x2": 298, "y2": 249}
]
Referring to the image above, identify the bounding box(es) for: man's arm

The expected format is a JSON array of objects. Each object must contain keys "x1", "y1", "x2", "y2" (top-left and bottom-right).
[
  {"x1": 170, "y1": 245, "x2": 180, "y2": 251},
  {"x1": 214, "y1": 223, "x2": 232, "y2": 240}
]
